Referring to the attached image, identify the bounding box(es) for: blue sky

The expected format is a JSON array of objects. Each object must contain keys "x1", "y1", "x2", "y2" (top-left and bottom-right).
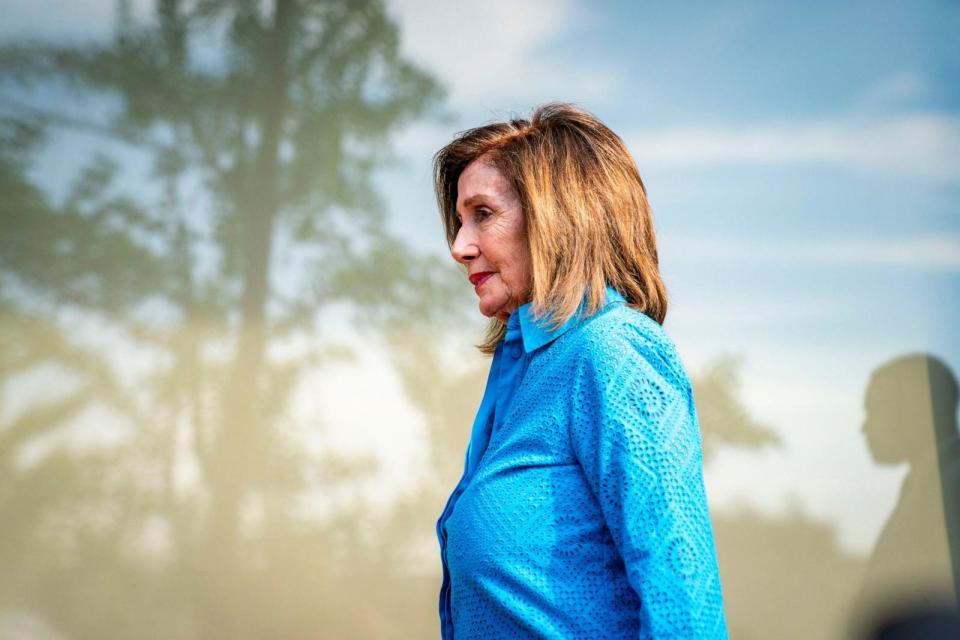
[
  {"x1": 366, "y1": 0, "x2": 960, "y2": 549},
  {"x1": 591, "y1": 0, "x2": 960, "y2": 120},
  {"x1": 4, "y1": 0, "x2": 959, "y2": 552},
  {"x1": 384, "y1": 0, "x2": 959, "y2": 355}
]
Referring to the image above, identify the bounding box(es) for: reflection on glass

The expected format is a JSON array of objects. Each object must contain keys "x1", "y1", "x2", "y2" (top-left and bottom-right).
[
  {"x1": 852, "y1": 354, "x2": 959, "y2": 638},
  {"x1": 1, "y1": 1, "x2": 455, "y2": 638},
  {"x1": 1, "y1": 2, "x2": 957, "y2": 639}
]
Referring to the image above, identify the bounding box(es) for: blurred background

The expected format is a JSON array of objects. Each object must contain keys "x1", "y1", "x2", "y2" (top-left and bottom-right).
[{"x1": 1, "y1": 1, "x2": 958, "y2": 638}]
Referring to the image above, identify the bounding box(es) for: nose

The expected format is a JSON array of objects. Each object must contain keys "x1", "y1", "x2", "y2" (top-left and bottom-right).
[{"x1": 450, "y1": 223, "x2": 479, "y2": 264}]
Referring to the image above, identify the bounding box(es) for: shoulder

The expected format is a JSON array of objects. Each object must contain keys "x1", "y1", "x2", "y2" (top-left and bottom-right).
[
  {"x1": 561, "y1": 304, "x2": 702, "y2": 455},
  {"x1": 570, "y1": 303, "x2": 691, "y2": 395}
]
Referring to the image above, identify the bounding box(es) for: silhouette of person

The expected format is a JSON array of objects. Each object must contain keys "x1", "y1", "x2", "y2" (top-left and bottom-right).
[{"x1": 852, "y1": 353, "x2": 960, "y2": 639}]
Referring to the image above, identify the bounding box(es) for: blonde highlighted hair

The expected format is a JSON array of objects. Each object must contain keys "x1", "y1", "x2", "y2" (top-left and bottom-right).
[{"x1": 433, "y1": 102, "x2": 667, "y2": 354}]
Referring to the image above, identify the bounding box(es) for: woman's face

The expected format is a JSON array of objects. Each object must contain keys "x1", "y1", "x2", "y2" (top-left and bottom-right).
[{"x1": 451, "y1": 157, "x2": 532, "y2": 324}]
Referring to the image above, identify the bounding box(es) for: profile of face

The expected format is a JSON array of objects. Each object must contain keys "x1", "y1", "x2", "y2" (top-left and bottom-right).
[
  {"x1": 860, "y1": 368, "x2": 933, "y2": 466},
  {"x1": 861, "y1": 376, "x2": 908, "y2": 465},
  {"x1": 451, "y1": 157, "x2": 532, "y2": 323}
]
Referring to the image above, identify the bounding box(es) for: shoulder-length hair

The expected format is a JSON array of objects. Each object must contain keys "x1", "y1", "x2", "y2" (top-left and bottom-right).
[{"x1": 433, "y1": 102, "x2": 667, "y2": 354}]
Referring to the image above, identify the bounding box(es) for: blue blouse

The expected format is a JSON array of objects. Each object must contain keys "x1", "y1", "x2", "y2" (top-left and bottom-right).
[{"x1": 436, "y1": 286, "x2": 727, "y2": 639}]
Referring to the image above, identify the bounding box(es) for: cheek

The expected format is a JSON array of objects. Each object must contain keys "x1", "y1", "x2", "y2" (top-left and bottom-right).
[
  {"x1": 500, "y1": 252, "x2": 531, "y2": 294},
  {"x1": 509, "y1": 235, "x2": 531, "y2": 280},
  {"x1": 484, "y1": 223, "x2": 530, "y2": 285}
]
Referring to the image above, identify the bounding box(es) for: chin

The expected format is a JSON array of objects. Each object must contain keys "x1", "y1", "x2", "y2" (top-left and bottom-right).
[
  {"x1": 478, "y1": 304, "x2": 498, "y2": 319},
  {"x1": 478, "y1": 296, "x2": 507, "y2": 319}
]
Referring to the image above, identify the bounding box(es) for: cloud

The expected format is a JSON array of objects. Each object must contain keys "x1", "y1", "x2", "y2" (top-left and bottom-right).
[
  {"x1": 386, "y1": 0, "x2": 619, "y2": 108},
  {"x1": 626, "y1": 114, "x2": 960, "y2": 181},
  {"x1": 854, "y1": 71, "x2": 930, "y2": 110},
  {"x1": 663, "y1": 234, "x2": 960, "y2": 270}
]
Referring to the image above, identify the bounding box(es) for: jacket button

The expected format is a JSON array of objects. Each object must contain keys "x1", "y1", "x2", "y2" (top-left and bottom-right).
[{"x1": 510, "y1": 346, "x2": 522, "y2": 359}]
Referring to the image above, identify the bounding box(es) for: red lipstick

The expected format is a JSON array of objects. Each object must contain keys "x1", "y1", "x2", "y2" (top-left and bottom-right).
[{"x1": 469, "y1": 271, "x2": 494, "y2": 290}]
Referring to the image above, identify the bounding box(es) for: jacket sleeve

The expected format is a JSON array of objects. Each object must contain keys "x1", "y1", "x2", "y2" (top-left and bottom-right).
[{"x1": 569, "y1": 326, "x2": 728, "y2": 639}]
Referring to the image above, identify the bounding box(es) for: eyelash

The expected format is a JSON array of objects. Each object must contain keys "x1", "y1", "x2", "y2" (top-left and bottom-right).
[{"x1": 456, "y1": 208, "x2": 493, "y2": 227}]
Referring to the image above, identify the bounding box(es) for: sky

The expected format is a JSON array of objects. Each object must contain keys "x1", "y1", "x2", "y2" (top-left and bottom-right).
[
  {"x1": 376, "y1": 0, "x2": 960, "y2": 550},
  {"x1": 3, "y1": 0, "x2": 959, "y2": 554}
]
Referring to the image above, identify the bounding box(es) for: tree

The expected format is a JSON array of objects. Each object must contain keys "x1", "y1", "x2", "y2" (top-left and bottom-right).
[{"x1": 0, "y1": 1, "x2": 456, "y2": 637}]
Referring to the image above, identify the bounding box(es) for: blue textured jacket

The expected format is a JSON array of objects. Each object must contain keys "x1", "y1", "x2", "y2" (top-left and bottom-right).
[{"x1": 436, "y1": 286, "x2": 727, "y2": 639}]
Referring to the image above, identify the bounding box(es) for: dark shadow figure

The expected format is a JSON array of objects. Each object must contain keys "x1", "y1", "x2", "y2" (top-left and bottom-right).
[{"x1": 852, "y1": 353, "x2": 960, "y2": 639}]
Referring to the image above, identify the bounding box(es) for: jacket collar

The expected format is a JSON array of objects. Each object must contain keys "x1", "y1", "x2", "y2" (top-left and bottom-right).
[{"x1": 513, "y1": 285, "x2": 626, "y2": 354}]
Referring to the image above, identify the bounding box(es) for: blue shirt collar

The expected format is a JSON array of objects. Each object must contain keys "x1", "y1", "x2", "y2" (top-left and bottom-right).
[{"x1": 511, "y1": 285, "x2": 626, "y2": 354}]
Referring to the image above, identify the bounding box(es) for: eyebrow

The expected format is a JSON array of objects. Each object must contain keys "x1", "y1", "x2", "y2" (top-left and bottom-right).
[
  {"x1": 462, "y1": 194, "x2": 489, "y2": 209},
  {"x1": 456, "y1": 194, "x2": 492, "y2": 219}
]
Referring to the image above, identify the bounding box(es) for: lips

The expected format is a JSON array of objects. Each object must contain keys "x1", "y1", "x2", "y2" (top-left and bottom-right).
[{"x1": 469, "y1": 271, "x2": 495, "y2": 289}]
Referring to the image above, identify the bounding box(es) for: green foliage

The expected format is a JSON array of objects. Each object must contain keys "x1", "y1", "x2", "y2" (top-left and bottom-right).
[
  {"x1": 0, "y1": 1, "x2": 455, "y2": 637},
  {"x1": 691, "y1": 355, "x2": 781, "y2": 464}
]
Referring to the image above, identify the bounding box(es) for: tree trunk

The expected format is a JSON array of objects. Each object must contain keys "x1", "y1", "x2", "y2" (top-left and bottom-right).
[{"x1": 200, "y1": 1, "x2": 295, "y2": 637}]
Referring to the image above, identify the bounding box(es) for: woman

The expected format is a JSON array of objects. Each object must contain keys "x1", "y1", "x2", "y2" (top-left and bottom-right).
[{"x1": 433, "y1": 103, "x2": 727, "y2": 639}]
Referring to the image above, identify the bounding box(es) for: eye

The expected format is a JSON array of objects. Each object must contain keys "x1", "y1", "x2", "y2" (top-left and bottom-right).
[{"x1": 475, "y1": 207, "x2": 493, "y2": 222}]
